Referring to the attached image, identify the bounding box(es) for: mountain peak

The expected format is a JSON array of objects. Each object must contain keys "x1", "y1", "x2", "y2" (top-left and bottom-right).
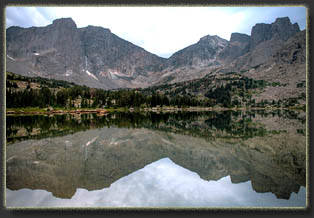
[
  {"x1": 274, "y1": 17, "x2": 291, "y2": 25},
  {"x1": 198, "y1": 35, "x2": 228, "y2": 48},
  {"x1": 52, "y1": 18, "x2": 77, "y2": 28},
  {"x1": 199, "y1": 34, "x2": 223, "y2": 42},
  {"x1": 230, "y1": 33, "x2": 250, "y2": 43},
  {"x1": 271, "y1": 17, "x2": 300, "y2": 41},
  {"x1": 250, "y1": 16, "x2": 300, "y2": 49}
]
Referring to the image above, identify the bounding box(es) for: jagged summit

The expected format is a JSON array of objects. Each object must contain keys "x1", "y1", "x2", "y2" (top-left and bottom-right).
[
  {"x1": 250, "y1": 16, "x2": 300, "y2": 50},
  {"x1": 6, "y1": 16, "x2": 304, "y2": 90},
  {"x1": 52, "y1": 17, "x2": 77, "y2": 28},
  {"x1": 274, "y1": 16, "x2": 296, "y2": 26},
  {"x1": 198, "y1": 35, "x2": 228, "y2": 47},
  {"x1": 230, "y1": 33, "x2": 250, "y2": 43},
  {"x1": 167, "y1": 34, "x2": 228, "y2": 69},
  {"x1": 271, "y1": 17, "x2": 300, "y2": 40},
  {"x1": 199, "y1": 34, "x2": 222, "y2": 41}
]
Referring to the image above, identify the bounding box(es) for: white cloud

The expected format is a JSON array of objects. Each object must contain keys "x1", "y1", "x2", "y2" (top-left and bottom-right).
[
  {"x1": 5, "y1": 6, "x2": 306, "y2": 58},
  {"x1": 5, "y1": 7, "x2": 51, "y2": 27}
]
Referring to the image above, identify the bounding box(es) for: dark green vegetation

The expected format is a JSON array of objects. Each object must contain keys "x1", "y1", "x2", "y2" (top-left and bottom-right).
[
  {"x1": 6, "y1": 109, "x2": 305, "y2": 145},
  {"x1": 144, "y1": 73, "x2": 301, "y2": 108},
  {"x1": 6, "y1": 72, "x2": 170, "y2": 109},
  {"x1": 6, "y1": 71, "x2": 304, "y2": 110}
]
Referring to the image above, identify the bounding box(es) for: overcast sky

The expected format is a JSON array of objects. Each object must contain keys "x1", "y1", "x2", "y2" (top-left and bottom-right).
[{"x1": 5, "y1": 6, "x2": 306, "y2": 58}]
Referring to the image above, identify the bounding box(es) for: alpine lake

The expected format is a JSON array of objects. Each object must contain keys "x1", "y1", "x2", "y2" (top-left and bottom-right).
[{"x1": 5, "y1": 109, "x2": 307, "y2": 208}]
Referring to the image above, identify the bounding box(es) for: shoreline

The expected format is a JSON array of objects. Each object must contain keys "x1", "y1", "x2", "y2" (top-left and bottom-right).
[
  {"x1": 6, "y1": 105, "x2": 305, "y2": 115},
  {"x1": 6, "y1": 108, "x2": 109, "y2": 115}
]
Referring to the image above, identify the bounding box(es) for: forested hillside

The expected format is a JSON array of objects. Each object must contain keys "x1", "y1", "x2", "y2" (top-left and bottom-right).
[{"x1": 6, "y1": 71, "x2": 305, "y2": 110}]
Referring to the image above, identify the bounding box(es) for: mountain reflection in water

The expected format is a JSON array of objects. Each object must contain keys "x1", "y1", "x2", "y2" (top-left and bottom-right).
[
  {"x1": 6, "y1": 158, "x2": 306, "y2": 207},
  {"x1": 6, "y1": 110, "x2": 306, "y2": 207}
]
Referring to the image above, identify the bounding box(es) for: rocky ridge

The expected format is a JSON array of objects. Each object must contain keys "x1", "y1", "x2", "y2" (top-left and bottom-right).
[
  {"x1": 6, "y1": 17, "x2": 304, "y2": 91},
  {"x1": 6, "y1": 18, "x2": 166, "y2": 89}
]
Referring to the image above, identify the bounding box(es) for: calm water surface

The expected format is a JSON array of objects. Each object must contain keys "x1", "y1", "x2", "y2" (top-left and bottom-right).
[{"x1": 6, "y1": 110, "x2": 307, "y2": 208}]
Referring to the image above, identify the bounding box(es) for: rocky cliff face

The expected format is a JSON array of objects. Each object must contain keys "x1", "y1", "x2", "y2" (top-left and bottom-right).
[
  {"x1": 6, "y1": 18, "x2": 85, "y2": 78},
  {"x1": 216, "y1": 17, "x2": 302, "y2": 74},
  {"x1": 218, "y1": 32, "x2": 251, "y2": 63},
  {"x1": 6, "y1": 18, "x2": 167, "y2": 89},
  {"x1": 167, "y1": 35, "x2": 228, "y2": 68},
  {"x1": 150, "y1": 35, "x2": 229, "y2": 85},
  {"x1": 6, "y1": 17, "x2": 303, "y2": 89},
  {"x1": 241, "y1": 30, "x2": 306, "y2": 103},
  {"x1": 150, "y1": 16, "x2": 303, "y2": 85},
  {"x1": 250, "y1": 17, "x2": 300, "y2": 50},
  {"x1": 79, "y1": 25, "x2": 166, "y2": 85}
]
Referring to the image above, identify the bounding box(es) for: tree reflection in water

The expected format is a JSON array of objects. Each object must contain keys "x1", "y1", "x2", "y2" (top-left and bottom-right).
[{"x1": 6, "y1": 110, "x2": 306, "y2": 207}]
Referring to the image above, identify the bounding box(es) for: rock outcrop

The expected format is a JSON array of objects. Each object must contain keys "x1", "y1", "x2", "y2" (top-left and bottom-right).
[
  {"x1": 218, "y1": 33, "x2": 250, "y2": 63},
  {"x1": 167, "y1": 35, "x2": 228, "y2": 68},
  {"x1": 250, "y1": 17, "x2": 300, "y2": 50},
  {"x1": 217, "y1": 17, "x2": 302, "y2": 73}
]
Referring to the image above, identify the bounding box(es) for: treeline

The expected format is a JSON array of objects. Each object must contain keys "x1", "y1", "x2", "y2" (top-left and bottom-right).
[
  {"x1": 6, "y1": 85, "x2": 213, "y2": 108},
  {"x1": 6, "y1": 71, "x2": 303, "y2": 109},
  {"x1": 6, "y1": 72, "x2": 215, "y2": 108}
]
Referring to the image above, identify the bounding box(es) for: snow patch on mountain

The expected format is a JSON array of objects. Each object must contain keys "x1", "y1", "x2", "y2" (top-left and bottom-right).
[
  {"x1": 86, "y1": 70, "x2": 99, "y2": 80},
  {"x1": 7, "y1": 55, "x2": 16, "y2": 61}
]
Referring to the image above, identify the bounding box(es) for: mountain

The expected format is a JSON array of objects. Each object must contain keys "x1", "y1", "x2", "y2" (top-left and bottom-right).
[
  {"x1": 250, "y1": 17, "x2": 300, "y2": 50},
  {"x1": 168, "y1": 35, "x2": 228, "y2": 68},
  {"x1": 150, "y1": 35, "x2": 229, "y2": 85},
  {"x1": 218, "y1": 32, "x2": 251, "y2": 63},
  {"x1": 6, "y1": 17, "x2": 304, "y2": 91},
  {"x1": 78, "y1": 25, "x2": 166, "y2": 88},
  {"x1": 6, "y1": 18, "x2": 167, "y2": 89},
  {"x1": 241, "y1": 30, "x2": 306, "y2": 103},
  {"x1": 218, "y1": 17, "x2": 301, "y2": 73}
]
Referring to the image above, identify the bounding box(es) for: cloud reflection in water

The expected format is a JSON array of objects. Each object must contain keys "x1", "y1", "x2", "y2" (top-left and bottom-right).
[{"x1": 6, "y1": 157, "x2": 306, "y2": 208}]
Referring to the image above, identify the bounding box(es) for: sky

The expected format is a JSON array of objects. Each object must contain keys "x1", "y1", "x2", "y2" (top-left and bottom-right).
[{"x1": 5, "y1": 6, "x2": 307, "y2": 58}]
